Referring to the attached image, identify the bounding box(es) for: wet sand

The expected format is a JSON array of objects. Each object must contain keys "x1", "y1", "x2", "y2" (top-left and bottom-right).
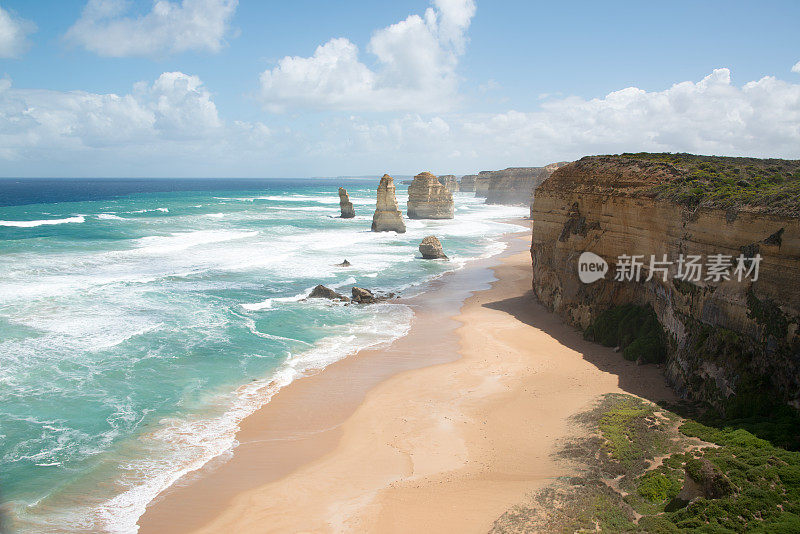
[{"x1": 139, "y1": 225, "x2": 675, "y2": 533}]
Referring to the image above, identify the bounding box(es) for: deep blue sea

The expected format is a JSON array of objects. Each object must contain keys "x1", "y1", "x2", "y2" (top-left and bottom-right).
[{"x1": 0, "y1": 178, "x2": 526, "y2": 532}]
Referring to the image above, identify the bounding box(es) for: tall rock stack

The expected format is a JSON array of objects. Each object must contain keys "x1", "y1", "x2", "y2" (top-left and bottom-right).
[
  {"x1": 438, "y1": 175, "x2": 460, "y2": 193},
  {"x1": 371, "y1": 174, "x2": 406, "y2": 233},
  {"x1": 338, "y1": 187, "x2": 355, "y2": 218},
  {"x1": 459, "y1": 174, "x2": 478, "y2": 192},
  {"x1": 407, "y1": 172, "x2": 454, "y2": 219}
]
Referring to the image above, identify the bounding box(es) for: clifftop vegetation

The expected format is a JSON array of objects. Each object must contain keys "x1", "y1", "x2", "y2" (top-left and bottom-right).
[{"x1": 614, "y1": 153, "x2": 800, "y2": 216}]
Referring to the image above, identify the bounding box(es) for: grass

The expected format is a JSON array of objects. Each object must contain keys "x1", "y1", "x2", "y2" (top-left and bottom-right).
[
  {"x1": 612, "y1": 152, "x2": 800, "y2": 216},
  {"x1": 490, "y1": 394, "x2": 800, "y2": 533}
]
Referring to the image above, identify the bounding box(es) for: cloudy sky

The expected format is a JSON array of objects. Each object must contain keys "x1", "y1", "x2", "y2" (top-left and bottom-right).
[{"x1": 0, "y1": 0, "x2": 798, "y2": 177}]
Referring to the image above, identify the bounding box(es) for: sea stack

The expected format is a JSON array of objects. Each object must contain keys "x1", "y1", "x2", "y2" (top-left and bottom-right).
[
  {"x1": 338, "y1": 187, "x2": 355, "y2": 218},
  {"x1": 419, "y1": 236, "x2": 448, "y2": 259},
  {"x1": 407, "y1": 172, "x2": 454, "y2": 219},
  {"x1": 371, "y1": 174, "x2": 406, "y2": 233},
  {"x1": 438, "y1": 175, "x2": 460, "y2": 193}
]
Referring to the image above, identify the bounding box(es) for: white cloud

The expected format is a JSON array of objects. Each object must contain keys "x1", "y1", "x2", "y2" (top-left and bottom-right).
[
  {"x1": 0, "y1": 5, "x2": 36, "y2": 58},
  {"x1": 793, "y1": 61, "x2": 800, "y2": 73},
  {"x1": 259, "y1": 0, "x2": 476, "y2": 112},
  {"x1": 0, "y1": 71, "x2": 270, "y2": 170},
  {"x1": 65, "y1": 0, "x2": 238, "y2": 57},
  {"x1": 1, "y1": 67, "x2": 798, "y2": 177},
  {"x1": 308, "y1": 69, "x2": 800, "y2": 173}
]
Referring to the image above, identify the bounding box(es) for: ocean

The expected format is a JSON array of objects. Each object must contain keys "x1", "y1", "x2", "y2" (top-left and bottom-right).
[{"x1": 0, "y1": 178, "x2": 527, "y2": 533}]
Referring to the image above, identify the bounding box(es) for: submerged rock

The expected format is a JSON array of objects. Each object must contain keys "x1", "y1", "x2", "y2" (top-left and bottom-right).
[
  {"x1": 419, "y1": 235, "x2": 448, "y2": 259},
  {"x1": 309, "y1": 284, "x2": 348, "y2": 301},
  {"x1": 338, "y1": 187, "x2": 355, "y2": 218},
  {"x1": 371, "y1": 174, "x2": 406, "y2": 233},
  {"x1": 407, "y1": 171, "x2": 454, "y2": 219}
]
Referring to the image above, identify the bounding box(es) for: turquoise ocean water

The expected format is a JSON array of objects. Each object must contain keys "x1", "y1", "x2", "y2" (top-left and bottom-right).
[{"x1": 0, "y1": 179, "x2": 526, "y2": 532}]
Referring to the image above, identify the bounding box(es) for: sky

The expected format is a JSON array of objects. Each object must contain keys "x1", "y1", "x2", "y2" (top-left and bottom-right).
[{"x1": 0, "y1": 0, "x2": 798, "y2": 177}]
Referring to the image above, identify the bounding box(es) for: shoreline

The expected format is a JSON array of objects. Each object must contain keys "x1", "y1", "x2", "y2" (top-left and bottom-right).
[{"x1": 139, "y1": 223, "x2": 677, "y2": 533}]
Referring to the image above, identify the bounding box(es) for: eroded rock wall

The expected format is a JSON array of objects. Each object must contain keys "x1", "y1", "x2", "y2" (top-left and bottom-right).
[
  {"x1": 372, "y1": 174, "x2": 406, "y2": 233},
  {"x1": 407, "y1": 172, "x2": 454, "y2": 219},
  {"x1": 530, "y1": 155, "x2": 800, "y2": 410}
]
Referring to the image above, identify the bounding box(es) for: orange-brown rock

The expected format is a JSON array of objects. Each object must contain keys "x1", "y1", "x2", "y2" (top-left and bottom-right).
[
  {"x1": 371, "y1": 174, "x2": 406, "y2": 233},
  {"x1": 407, "y1": 172, "x2": 454, "y2": 219},
  {"x1": 338, "y1": 187, "x2": 355, "y2": 218},
  {"x1": 531, "y1": 154, "x2": 800, "y2": 410}
]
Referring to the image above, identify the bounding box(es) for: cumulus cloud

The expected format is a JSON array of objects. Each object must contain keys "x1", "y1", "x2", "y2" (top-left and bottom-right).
[
  {"x1": 259, "y1": 0, "x2": 476, "y2": 112},
  {"x1": 310, "y1": 69, "x2": 800, "y2": 172},
  {"x1": 65, "y1": 0, "x2": 238, "y2": 57},
  {"x1": 793, "y1": 61, "x2": 800, "y2": 73},
  {"x1": 0, "y1": 5, "x2": 36, "y2": 58},
  {"x1": 1, "y1": 67, "x2": 798, "y2": 177},
  {"x1": 0, "y1": 71, "x2": 270, "y2": 169}
]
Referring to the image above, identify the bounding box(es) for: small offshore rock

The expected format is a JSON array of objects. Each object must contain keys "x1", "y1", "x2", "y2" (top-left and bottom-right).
[
  {"x1": 336, "y1": 259, "x2": 351, "y2": 267},
  {"x1": 351, "y1": 286, "x2": 377, "y2": 304},
  {"x1": 338, "y1": 187, "x2": 355, "y2": 218},
  {"x1": 309, "y1": 284, "x2": 349, "y2": 301},
  {"x1": 419, "y1": 235, "x2": 448, "y2": 259}
]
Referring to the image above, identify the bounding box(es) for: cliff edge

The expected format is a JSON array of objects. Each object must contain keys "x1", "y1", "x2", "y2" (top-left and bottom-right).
[{"x1": 530, "y1": 153, "x2": 800, "y2": 411}]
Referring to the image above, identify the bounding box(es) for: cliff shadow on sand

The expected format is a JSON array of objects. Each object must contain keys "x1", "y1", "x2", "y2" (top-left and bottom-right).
[{"x1": 481, "y1": 290, "x2": 677, "y2": 405}]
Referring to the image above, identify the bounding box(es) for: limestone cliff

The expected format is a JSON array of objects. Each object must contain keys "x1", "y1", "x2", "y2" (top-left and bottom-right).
[
  {"x1": 459, "y1": 174, "x2": 478, "y2": 192},
  {"x1": 477, "y1": 163, "x2": 570, "y2": 206},
  {"x1": 474, "y1": 171, "x2": 492, "y2": 197},
  {"x1": 371, "y1": 174, "x2": 406, "y2": 233},
  {"x1": 407, "y1": 172, "x2": 454, "y2": 219},
  {"x1": 338, "y1": 187, "x2": 355, "y2": 218},
  {"x1": 530, "y1": 154, "x2": 800, "y2": 411},
  {"x1": 438, "y1": 175, "x2": 460, "y2": 193}
]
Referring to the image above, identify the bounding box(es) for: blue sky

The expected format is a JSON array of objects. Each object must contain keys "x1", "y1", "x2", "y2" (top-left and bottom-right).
[{"x1": 0, "y1": 0, "x2": 798, "y2": 177}]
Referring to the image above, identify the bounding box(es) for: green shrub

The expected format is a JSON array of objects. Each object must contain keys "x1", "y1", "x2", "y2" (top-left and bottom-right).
[{"x1": 585, "y1": 304, "x2": 667, "y2": 364}]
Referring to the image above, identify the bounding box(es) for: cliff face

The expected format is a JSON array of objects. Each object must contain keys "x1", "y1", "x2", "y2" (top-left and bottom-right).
[
  {"x1": 438, "y1": 174, "x2": 459, "y2": 193},
  {"x1": 474, "y1": 171, "x2": 492, "y2": 197},
  {"x1": 338, "y1": 187, "x2": 355, "y2": 218},
  {"x1": 460, "y1": 174, "x2": 477, "y2": 192},
  {"x1": 371, "y1": 174, "x2": 406, "y2": 233},
  {"x1": 530, "y1": 154, "x2": 800, "y2": 411},
  {"x1": 480, "y1": 163, "x2": 570, "y2": 206},
  {"x1": 407, "y1": 172, "x2": 454, "y2": 219},
  {"x1": 484, "y1": 167, "x2": 549, "y2": 206}
]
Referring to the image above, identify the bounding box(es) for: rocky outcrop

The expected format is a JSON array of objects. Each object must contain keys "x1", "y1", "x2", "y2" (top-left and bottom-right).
[
  {"x1": 338, "y1": 187, "x2": 355, "y2": 218},
  {"x1": 336, "y1": 259, "x2": 351, "y2": 267},
  {"x1": 351, "y1": 287, "x2": 396, "y2": 304},
  {"x1": 531, "y1": 154, "x2": 800, "y2": 411},
  {"x1": 309, "y1": 285, "x2": 349, "y2": 301},
  {"x1": 459, "y1": 174, "x2": 478, "y2": 192},
  {"x1": 371, "y1": 174, "x2": 406, "y2": 233},
  {"x1": 407, "y1": 172, "x2": 454, "y2": 219},
  {"x1": 438, "y1": 175, "x2": 459, "y2": 193},
  {"x1": 419, "y1": 236, "x2": 448, "y2": 259},
  {"x1": 352, "y1": 287, "x2": 376, "y2": 304}
]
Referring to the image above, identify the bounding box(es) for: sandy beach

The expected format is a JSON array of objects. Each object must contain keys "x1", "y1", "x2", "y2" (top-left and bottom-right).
[{"x1": 138, "y1": 225, "x2": 676, "y2": 533}]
